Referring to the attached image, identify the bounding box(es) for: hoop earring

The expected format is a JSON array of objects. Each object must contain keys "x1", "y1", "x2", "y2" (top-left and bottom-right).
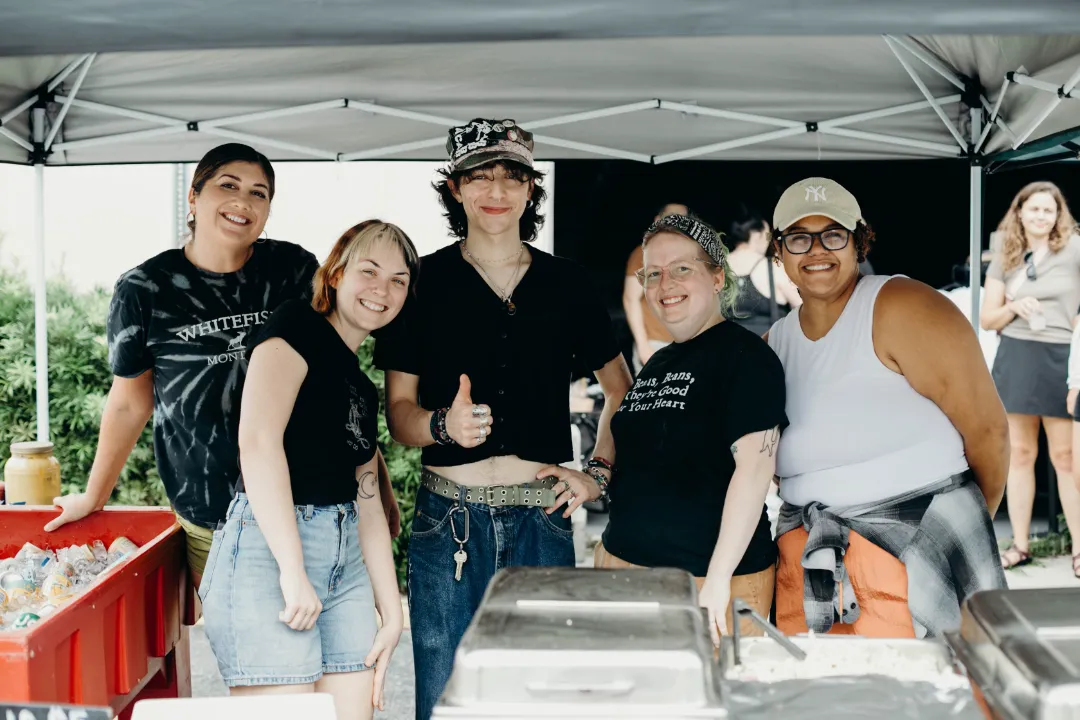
[
  {"x1": 526, "y1": 199, "x2": 534, "y2": 209},
  {"x1": 256, "y1": 229, "x2": 268, "y2": 244},
  {"x1": 186, "y1": 211, "x2": 195, "y2": 228}
]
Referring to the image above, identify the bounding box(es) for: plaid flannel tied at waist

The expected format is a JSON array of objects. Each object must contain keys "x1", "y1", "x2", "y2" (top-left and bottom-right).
[{"x1": 775, "y1": 471, "x2": 1006, "y2": 638}]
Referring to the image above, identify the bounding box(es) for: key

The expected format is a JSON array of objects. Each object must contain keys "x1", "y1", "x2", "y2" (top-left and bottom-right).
[{"x1": 454, "y1": 548, "x2": 468, "y2": 581}]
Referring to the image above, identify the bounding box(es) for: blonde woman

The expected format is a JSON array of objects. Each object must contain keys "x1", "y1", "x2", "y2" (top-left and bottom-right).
[
  {"x1": 200, "y1": 221, "x2": 417, "y2": 719},
  {"x1": 980, "y1": 181, "x2": 1080, "y2": 570},
  {"x1": 597, "y1": 213, "x2": 784, "y2": 645}
]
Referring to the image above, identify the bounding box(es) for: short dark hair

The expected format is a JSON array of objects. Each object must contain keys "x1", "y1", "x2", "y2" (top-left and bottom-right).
[
  {"x1": 653, "y1": 202, "x2": 691, "y2": 220},
  {"x1": 433, "y1": 160, "x2": 548, "y2": 242},
  {"x1": 188, "y1": 143, "x2": 275, "y2": 233},
  {"x1": 771, "y1": 220, "x2": 876, "y2": 263},
  {"x1": 728, "y1": 215, "x2": 769, "y2": 248}
]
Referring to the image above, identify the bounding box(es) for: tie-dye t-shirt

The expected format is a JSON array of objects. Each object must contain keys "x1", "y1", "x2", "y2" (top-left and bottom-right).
[{"x1": 106, "y1": 240, "x2": 319, "y2": 528}]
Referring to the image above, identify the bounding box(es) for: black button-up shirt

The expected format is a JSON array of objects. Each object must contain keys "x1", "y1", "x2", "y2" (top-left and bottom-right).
[{"x1": 374, "y1": 243, "x2": 620, "y2": 468}]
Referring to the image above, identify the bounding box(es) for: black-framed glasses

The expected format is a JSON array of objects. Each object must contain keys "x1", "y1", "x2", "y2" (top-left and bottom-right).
[
  {"x1": 1023, "y1": 250, "x2": 1038, "y2": 280},
  {"x1": 780, "y1": 228, "x2": 851, "y2": 255}
]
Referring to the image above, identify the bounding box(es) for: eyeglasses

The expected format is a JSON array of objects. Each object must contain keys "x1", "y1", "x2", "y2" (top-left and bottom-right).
[
  {"x1": 635, "y1": 258, "x2": 717, "y2": 288},
  {"x1": 1023, "y1": 251, "x2": 1038, "y2": 280},
  {"x1": 780, "y1": 228, "x2": 851, "y2": 255}
]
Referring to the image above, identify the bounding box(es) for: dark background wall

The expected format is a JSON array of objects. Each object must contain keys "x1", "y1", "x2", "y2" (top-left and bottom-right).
[
  {"x1": 551, "y1": 157, "x2": 1080, "y2": 525},
  {"x1": 552, "y1": 158, "x2": 1080, "y2": 351}
]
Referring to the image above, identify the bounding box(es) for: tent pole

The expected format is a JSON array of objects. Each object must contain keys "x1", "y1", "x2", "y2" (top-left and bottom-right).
[
  {"x1": 31, "y1": 107, "x2": 49, "y2": 442},
  {"x1": 970, "y1": 106, "x2": 983, "y2": 334}
]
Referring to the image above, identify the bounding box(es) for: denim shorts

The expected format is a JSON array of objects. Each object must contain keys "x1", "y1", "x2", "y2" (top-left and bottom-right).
[{"x1": 199, "y1": 493, "x2": 378, "y2": 687}]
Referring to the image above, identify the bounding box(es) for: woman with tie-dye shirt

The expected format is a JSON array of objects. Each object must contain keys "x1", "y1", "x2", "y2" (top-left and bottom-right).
[{"x1": 43, "y1": 143, "x2": 398, "y2": 584}]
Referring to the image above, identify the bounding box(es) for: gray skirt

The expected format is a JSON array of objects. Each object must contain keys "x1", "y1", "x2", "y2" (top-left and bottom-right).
[{"x1": 991, "y1": 335, "x2": 1071, "y2": 419}]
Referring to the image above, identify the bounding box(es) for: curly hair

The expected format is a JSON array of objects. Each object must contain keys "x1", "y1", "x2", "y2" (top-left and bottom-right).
[
  {"x1": 770, "y1": 221, "x2": 876, "y2": 263},
  {"x1": 995, "y1": 181, "x2": 1077, "y2": 274},
  {"x1": 433, "y1": 160, "x2": 548, "y2": 242}
]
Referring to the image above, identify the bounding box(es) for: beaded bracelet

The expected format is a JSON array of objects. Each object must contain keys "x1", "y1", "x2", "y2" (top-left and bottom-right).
[
  {"x1": 430, "y1": 407, "x2": 455, "y2": 445},
  {"x1": 584, "y1": 466, "x2": 610, "y2": 497}
]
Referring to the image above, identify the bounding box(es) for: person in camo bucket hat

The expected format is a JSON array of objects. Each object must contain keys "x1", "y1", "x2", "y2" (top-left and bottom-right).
[
  {"x1": 446, "y1": 118, "x2": 534, "y2": 172},
  {"x1": 375, "y1": 119, "x2": 632, "y2": 720}
]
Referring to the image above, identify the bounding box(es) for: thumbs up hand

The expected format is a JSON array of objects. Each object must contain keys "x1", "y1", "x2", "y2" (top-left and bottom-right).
[{"x1": 445, "y1": 374, "x2": 494, "y2": 448}]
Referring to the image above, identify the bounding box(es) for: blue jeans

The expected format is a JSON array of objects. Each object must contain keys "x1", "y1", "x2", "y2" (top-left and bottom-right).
[
  {"x1": 200, "y1": 494, "x2": 378, "y2": 687},
  {"x1": 408, "y1": 484, "x2": 575, "y2": 720}
]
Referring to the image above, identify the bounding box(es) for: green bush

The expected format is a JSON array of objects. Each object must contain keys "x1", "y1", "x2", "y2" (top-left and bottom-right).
[
  {"x1": 0, "y1": 268, "x2": 165, "y2": 506},
  {"x1": 0, "y1": 267, "x2": 421, "y2": 590}
]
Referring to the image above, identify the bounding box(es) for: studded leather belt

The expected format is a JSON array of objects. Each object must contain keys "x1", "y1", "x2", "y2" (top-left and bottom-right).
[{"x1": 420, "y1": 468, "x2": 560, "y2": 507}]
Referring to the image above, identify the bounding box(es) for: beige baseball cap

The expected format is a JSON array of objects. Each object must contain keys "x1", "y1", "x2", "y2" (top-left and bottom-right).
[{"x1": 773, "y1": 177, "x2": 863, "y2": 232}]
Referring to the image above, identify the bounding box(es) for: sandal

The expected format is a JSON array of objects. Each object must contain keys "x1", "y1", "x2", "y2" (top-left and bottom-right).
[
  {"x1": 1000, "y1": 544, "x2": 1032, "y2": 569},
  {"x1": 1072, "y1": 553, "x2": 1080, "y2": 579}
]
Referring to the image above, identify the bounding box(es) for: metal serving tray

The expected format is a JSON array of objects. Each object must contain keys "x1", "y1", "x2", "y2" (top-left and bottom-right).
[
  {"x1": 433, "y1": 566, "x2": 727, "y2": 719},
  {"x1": 945, "y1": 588, "x2": 1080, "y2": 720}
]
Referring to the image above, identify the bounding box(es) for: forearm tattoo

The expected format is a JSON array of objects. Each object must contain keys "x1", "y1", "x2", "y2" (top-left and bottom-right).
[{"x1": 358, "y1": 471, "x2": 378, "y2": 500}]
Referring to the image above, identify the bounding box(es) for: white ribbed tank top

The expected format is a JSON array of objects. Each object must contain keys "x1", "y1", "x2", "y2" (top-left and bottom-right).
[{"x1": 767, "y1": 275, "x2": 968, "y2": 507}]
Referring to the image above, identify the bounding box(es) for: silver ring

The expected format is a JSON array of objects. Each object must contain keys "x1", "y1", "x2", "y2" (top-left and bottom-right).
[
  {"x1": 471, "y1": 406, "x2": 487, "y2": 418},
  {"x1": 476, "y1": 434, "x2": 486, "y2": 443},
  {"x1": 479, "y1": 427, "x2": 487, "y2": 438}
]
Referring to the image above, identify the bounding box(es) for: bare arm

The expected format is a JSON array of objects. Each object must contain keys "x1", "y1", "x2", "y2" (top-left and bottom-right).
[
  {"x1": 46, "y1": 372, "x2": 154, "y2": 531},
  {"x1": 356, "y1": 461, "x2": 403, "y2": 630},
  {"x1": 699, "y1": 426, "x2": 778, "y2": 642},
  {"x1": 385, "y1": 371, "x2": 434, "y2": 448},
  {"x1": 542, "y1": 354, "x2": 633, "y2": 515},
  {"x1": 590, "y1": 354, "x2": 634, "y2": 466},
  {"x1": 708, "y1": 428, "x2": 778, "y2": 580},
  {"x1": 375, "y1": 449, "x2": 400, "y2": 538},
  {"x1": 622, "y1": 276, "x2": 654, "y2": 361},
  {"x1": 979, "y1": 277, "x2": 1018, "y2": 331},
  {"x1": 87, "y1": 373, "x2": 155, "y2": 505},
  {"x1": 878, "y1": 278, "x2": 1009, "y2": 516},
  {"x1": 237, "y1": 338, "x2": 308, "y2": 576},
  {"x1": 773, "y1": 260, "x2": 803, "y2": 308}
]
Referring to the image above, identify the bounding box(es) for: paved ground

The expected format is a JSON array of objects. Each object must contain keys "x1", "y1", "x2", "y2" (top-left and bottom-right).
[{"x1": 186, "y1": 508, "x2": 1077, "y2": 719}]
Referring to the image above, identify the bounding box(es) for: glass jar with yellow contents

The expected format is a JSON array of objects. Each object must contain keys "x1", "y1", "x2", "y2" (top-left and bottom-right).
[{"x1": 3, "y1": 441, "x2": 61, "y2": 506}]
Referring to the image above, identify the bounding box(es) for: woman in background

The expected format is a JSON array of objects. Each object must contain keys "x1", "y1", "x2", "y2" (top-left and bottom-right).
[{"x1": 980, "y1": 181, "x2": 1080, "y2": 570}]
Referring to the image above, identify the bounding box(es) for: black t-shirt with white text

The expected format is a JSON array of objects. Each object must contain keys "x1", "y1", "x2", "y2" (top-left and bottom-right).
[
  {"x1": 106, "y1": 240, "x2": 319, "y2": 527},
  {"x1": 237, "y1": 300, "x2": 379, "y2": 505},
  {"x1": 602, "y1": 321, "x2": 786, "y2": 577}
]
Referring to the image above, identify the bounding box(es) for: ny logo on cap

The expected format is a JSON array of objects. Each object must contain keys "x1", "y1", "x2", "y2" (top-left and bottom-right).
[{"x1": 804, "y1": 185, "x2": 827, "y2": 202}]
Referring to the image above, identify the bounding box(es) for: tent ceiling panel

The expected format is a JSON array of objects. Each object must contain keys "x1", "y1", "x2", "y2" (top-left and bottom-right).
[
  {"x1": 4, "y1": 0, "x2": 1080, "y2": 57},
  {"x1": 0, "y1": 35, "x2": 1078, "y2": 165}
]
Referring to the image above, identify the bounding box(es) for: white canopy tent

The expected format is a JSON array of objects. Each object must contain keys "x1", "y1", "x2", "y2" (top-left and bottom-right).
[{"x1": 3, "y1": 16, "x2": 1080, "y2": 440}]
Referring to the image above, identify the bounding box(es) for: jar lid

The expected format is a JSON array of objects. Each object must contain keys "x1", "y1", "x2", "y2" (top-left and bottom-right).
[{"x1": 10, "y1": 441, "x2": 54, "y2": 455}]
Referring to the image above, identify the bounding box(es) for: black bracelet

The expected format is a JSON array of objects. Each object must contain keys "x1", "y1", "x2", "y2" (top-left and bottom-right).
[
  {"x1": 430, "y1": 407, "x2": 455, "y2": 445},
  {"x1": 585, "y1": 457, "x2": 614, "y2": 473}
]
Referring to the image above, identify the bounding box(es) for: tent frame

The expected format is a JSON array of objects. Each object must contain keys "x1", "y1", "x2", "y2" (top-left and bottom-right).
[{"x1": 0, "y1": 36, "x2": 1072, "y2": 441}]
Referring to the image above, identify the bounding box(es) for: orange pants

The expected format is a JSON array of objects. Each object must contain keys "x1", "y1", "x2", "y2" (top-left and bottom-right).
[
  {"x1": 776, "y1": 527, "x2": 915, "y2": 637},
  {"x1": 593, "y1": 541, "x2": 775, "y2": 636}
]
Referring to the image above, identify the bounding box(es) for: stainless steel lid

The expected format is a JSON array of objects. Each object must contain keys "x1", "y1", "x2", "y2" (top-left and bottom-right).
[
  {"x1": 476, "y1": 565, "x2": 701, "y2": 607},
  {"x1": 946, "y1": 588, "x2": 1080, "y2": 720},
  {"x1": 438, "y1": 567, "x2": 725, "y2": 715}
]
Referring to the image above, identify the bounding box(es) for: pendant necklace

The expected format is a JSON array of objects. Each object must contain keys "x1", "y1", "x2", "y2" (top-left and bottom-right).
[{"x1": 461, "y1": 240, "x2": 525, "y2": 315}]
